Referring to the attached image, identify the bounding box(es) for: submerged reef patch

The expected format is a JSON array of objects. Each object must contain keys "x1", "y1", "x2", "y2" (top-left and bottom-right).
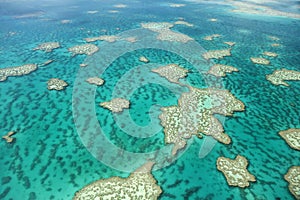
[
  {"x1": 217, "y1": 155, "x2": 256, "y2": 188},
  {"x1": 208, "y1": 18, "x2": 218, "y2": 22},
  {"x1": 113, "y1": 4, "x2": 127, "y2": 8},
  {"x1": 85, "y1": 35, "x2": 119, "y2": 43},
  {"x1": 174, "y1": 20, "x2": 193, "y2": 27},
  {"x1": 228, "y1": 1, "x2": 300, "y2": 19},
  {"x1": 169, "y1": 3, "x2": 186, "y2": 8},
  {"x1": 203, "y1": 34, "x2": 221, "y2": 41},
  {"x1": 224, "y1": 41, "x2": 235, "y2": 47},
  {"x1": 124, "y1": 37, "x2": 137, "y2": 43},
  {"x1": 263, "y1": 51, "x2": 278, "y2": 57},
  {"x1": 139, "y1": 56, "x2": 149, "y2": 63},
  {"x1": 271, "y1": 43, "x2": 281, "y2": 47}
]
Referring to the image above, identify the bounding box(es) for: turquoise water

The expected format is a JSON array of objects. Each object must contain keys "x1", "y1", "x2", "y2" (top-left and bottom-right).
[{"x1": 0, "y1": 0, "x2": 299, "y2": 199}]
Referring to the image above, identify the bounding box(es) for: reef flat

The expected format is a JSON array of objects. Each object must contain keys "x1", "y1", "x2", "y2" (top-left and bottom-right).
[
  {"x1": 203, "y1": 34, "x2": 221, "y2": 41},
  {"x1": 202, "y1": 49, "x2": 231, "y2": 60},
  {"x1": 33, "y1": 42, "x2": 60, "y2": 52},
  {"x1": 68, "y1": 44, "x2": 99, "y2": 56},
  {"x1": 159, "y1": 86, "x2": 244, "y2": 155},
  {"x1": 47, "y1": 78, "x2": 68, "y2": 91},
  {"x1": 2, "y1": 131, "x2": 16, "y2": 143},
  {"x1": 263, "y1": 51, "x2": 278, "y2": 57},
  {"x1": 284, "y1": 166, "x2": 300, "y2": 199},
  {"x1": 86, "y1": 77, "x2": 105, "y2": 86},
  {"x1": 208, "y1": 64, "x2": 239, "y2": 77},
  {"x1": 85, "y1": 35, "x2": 119, "y2": 43},
  {"x1": 141, "y1": 22, "x2": 193, "y2": 43},
  {"x1": 217, "y1": 155, "x2": 256, "y2": 188},
  {"x1": 250, "y1": 57, "x2": 270, "y2": 65},
  {"x1": 0, "y1": 64, "x2": 37, "y2": 82},
  {"x1": 279, "y1": 129, "x2": 300, "y2": 151},
  {"x1": 100, "y1": 98, "x2": 130, "y2": 113},
  {"x1": 152, "y1": 64, "x2": 189, "y2": 84},
  {"x1": 73, "y1": 162, "x2": 162, "y2": 200},
  {"x1": 266, "y1": 69, "x2": 300, "y2": 86}
]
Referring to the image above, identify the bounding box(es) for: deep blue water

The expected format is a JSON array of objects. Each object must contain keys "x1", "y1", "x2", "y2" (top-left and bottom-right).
[{"x1": 0, "y1": 0, "x2": 299, "y2": 199}]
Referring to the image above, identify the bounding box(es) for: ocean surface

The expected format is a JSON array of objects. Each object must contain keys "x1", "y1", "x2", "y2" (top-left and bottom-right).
[{"x1": 0, "y1": 0, "x2": 299, "y2": 199}]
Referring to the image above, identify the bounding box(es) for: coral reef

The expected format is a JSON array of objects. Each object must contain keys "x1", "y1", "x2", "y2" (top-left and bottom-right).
[
  {"x1": 202, "y1": 49, "x2": 231, "y2": 60},
  {"x1": 169, "y1": 3, "x2": 185, "y2": 7},
  {"x1": 228, "y1": 1, "x2": 300, "y2": 19},
  {"x1": 224, "y1": 41, "x2": 235, "y2": 47},
  {"x1": 34, "y1": 42, "x2": 60, "y2": 52},
  {"x1": 85, "y1": 35, "x2": 119, "y2": 43},
  {"x1": 113, "y1": 4, "x2": 127, "y2": 8},
  {"x1": 152, "y1": 64, "x2": 188, "y2": 84},
  {"x1": 87, "y1": 10, "x2": 98, "y2": 14},
  {"x1": 159, "y1": 86, "x2": 245, "y2": 155},
  {"x1": 41, "y1": 60, "x2": 54, "y2": 66},
  {"x1": 217, "y1": 155, "x2": 256, "y2": 188},
  {"x1": 80, "y1": 63, "x2": 88, "y2": 67},
  {"x1": 284, "y1": 166, "x2": 300, "y2": 199},
  {"x1": 86, "y1": 77, "x2": 105, "y2": 86},
  {"x1": 139, "y1": 56, "x2": 149, "y2": 63},
  {"x1": 203, "y1": 34, "x2": 221, "y2": 41},
  {"x1": 68, "y1": 44, "x2": 99, "y2": 56},
  {"x1": 0, "y1": 64, "x2": 37, "y2": 82},
  {"x1": 263, "y1": 51, "x2": 278, "y2": 57},
  {"x1": 279, "y1": 129, "x2": 300, "y2": 150},
  {"x1": 208, "y1": 64, "x2": 239, "y2": 77},
  {"x1": 100, "y1": 98, "x2": 130, "y2": 113},
  {"x1": 73, "y1": 162, "x2": 162, "y2": 200},
  {"x1": 208, "y1": 18, "x2": 218, "y2": 22},
  {"x1": 271, "y1": 43, "x2": 281, "y2": 47},
  {"x1": 2, "y1": 131, "x2": 16, "y2": 143},
  {"x1": 266, "y1": 69, "x2": 300, "y2": 87},
  {"x1": 250, "y1": 57, "x2": 270, "y2": 65},
  {"x1": 268, "y1": 35, "x2": 280, "y2": 41},
  {"x1": 61, "y1": 20, "x2": 71, "y2": 24},
  {"x1": 47, "y1": 78, "x2": 68, "y2": 91},
  {"x1": 141, "y1": 22, "x2": 193, "y2": 43},
  {"x1": 124, "y1": 37, "x2": 137, "y2": 43},
  {"x1": 174, "y1": 20, "x2": 193, "y2": 27}
]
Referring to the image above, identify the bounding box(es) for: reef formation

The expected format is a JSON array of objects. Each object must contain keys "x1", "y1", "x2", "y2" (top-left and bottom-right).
[
  {"x1": 217, "y1": 155, "x2": 256, "y2": 188},
  {"x1": 73, "y1": 162, "x2": 162, "y2": 200}
]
